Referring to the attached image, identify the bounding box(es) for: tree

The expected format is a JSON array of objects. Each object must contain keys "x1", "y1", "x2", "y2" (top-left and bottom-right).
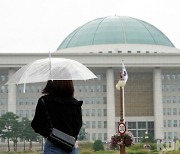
[
  {"x1": 78, "y1": 123, "x2": 87, "y2": 140},
  {"x1": 0, "y1": 112, "x2": 19, "y2": 152},
  {"x1": 19, "y1": 117, "x2": 38, "y2": 151},
  {"x1": 93, "y1": 140, "x2": 104, "y2": 151}
]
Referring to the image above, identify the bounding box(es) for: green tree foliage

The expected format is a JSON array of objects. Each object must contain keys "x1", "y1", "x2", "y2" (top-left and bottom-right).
[
  {"x1": 78, "y1": 123, "x2": 87, "y2": 140},
  {"x1": 0, "y1": 112, "x2": 39, "y2": 152},
  {"x1": 0, "y1": 112, "x2": 19, "y2": 151},
  {"x1": 93, "y1": 140, "x2": 104, "y2": 151},
  {"x1": 19, "y1": 117, "x2": 39, "y2": 151}
]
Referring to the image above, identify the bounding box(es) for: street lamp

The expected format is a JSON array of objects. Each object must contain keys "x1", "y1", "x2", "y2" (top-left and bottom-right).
[
  {"x1": 116, "y1": 72, "x2": 126, "y2": 154},
  {"x1": 144, "y1": 131, "x2": 149, "y2": 148}
]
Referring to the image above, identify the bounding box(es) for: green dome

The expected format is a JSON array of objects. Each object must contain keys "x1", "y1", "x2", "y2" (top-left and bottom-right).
[{"x1": 57, "y1": 16, "x2": 174, "y2": 50}]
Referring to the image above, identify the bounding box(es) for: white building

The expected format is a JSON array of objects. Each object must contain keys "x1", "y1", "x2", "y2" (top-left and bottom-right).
[{"x1": 0, "y1": 16, "x2": 180, "y2": 142}]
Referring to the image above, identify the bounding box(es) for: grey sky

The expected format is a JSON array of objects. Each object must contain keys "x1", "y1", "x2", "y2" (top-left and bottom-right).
[{"x1": 0, "y1": 0, "x2": 180, "y2": 53}]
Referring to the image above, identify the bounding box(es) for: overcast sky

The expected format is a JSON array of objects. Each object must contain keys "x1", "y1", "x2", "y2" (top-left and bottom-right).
[{"x1": 0, "y1": 0, "x2": 180, "y2": 53}]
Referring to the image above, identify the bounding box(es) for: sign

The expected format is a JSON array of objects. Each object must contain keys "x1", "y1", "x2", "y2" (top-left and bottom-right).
[{"x1": 118, "y1": 122, "x2": 126, "y2": 135}]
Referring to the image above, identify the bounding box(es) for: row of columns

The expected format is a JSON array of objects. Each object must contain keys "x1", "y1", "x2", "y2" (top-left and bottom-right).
[{"x1": 7, "y1": 67, "x2": 164, "y2": 140}]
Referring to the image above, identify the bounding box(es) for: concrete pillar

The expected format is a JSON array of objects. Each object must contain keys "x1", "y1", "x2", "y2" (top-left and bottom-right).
[
  {"x1": 8, "y1": 68, "x2": 16, "y2": 113},
  {"x1": 106, "y1": 68, "x2": 116, "y2": 141},
  {"x1": 153, "y1": 68, "x2": 163, "y2": 140}
]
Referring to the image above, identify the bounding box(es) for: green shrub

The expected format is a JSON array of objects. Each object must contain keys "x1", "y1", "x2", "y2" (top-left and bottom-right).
[{"x1": 93, "y1": 140, "x2": 104, "y2": 151}]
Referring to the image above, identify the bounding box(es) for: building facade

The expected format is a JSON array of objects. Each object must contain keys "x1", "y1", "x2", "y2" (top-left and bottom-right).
[{"x1": 0, "y1": 16, "x2": 180, "y2": 142}]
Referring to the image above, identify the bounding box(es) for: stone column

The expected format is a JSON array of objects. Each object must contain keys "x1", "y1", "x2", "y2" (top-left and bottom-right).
[
  {"x1": 106, "y1": 68, "x2": 116, "y2": 140},
  {"x1": 8, "y1": 68, "x2": 16, "y2": 113},
  {"x1": 153, "y1": 68, "x2": 163, "y2": 140}
]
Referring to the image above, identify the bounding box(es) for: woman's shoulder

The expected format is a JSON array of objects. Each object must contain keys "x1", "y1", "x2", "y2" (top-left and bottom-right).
[{"x1": 73, "y1": 97, "x2": 83, "y2": 106}]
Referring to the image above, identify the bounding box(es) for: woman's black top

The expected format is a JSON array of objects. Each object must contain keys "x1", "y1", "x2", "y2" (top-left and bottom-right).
[{"x1": 31, "y1": 95, "x2": 83, "y2": 140}]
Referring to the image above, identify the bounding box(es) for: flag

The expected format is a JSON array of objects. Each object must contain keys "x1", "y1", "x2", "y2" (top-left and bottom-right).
[{"x1": 122, "y1": 63, "x2": 128, "y2": 83}]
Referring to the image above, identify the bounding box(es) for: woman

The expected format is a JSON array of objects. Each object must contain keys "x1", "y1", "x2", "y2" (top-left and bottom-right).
[{"x1": 31, "y1": 80, "x2": 83, "y2": 154}]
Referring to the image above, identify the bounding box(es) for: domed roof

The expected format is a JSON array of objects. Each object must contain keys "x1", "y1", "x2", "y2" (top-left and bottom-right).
[{"x1": 57, "y1": 16, "x2": 174, "y2": 50}]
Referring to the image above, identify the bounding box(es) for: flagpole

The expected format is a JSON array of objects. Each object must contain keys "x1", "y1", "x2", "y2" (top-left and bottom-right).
[
  {"x1": 116, "y1": 63, "x2": 128, "y2": 154},
  {"x1": 122, "y1": 87, "x2": 125, "y2": 122}
]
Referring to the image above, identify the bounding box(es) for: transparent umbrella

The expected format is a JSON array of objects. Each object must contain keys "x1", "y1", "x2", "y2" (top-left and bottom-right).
[{"x1": 6, "y1": 58, "x2": 97, "y2": 85}]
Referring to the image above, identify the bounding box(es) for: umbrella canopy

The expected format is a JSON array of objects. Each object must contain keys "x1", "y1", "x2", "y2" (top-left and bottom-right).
[{"x1": 6, "y1": 58, "x2": 97, "y2": 84}]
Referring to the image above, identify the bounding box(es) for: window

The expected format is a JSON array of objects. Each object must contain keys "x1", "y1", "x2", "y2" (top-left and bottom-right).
[
  {"x1": 91, "y1": 97, "x2": 95, "y2": 104},
  {"x1": 92, "y1": 133, "x2": 96, "y2": 141},
  {"x1": 172, "y1": 85, "x2": 176, "y2": 91},
  {"x1": 103, "y1": 97, "x2": 107, "y2": 104},
  {"x1": 18, "y1": 99, "x2": 23, "y2": 105},
  {"x1": 174, "y1": 132, "x2": 178, "y2": 139},
  {"x1": 163, "y1": 120, "x2": 166, "y2": 127},
  {"x1": 163, "y1": 108, "x2": 166, "y2": 115},
  {"x1": 84, "y1": 97, "x2": 89, "y2": 104},
  {"x1": 19, "y1": 110, "x2": 23, "y2": 117},
  {"x1": 103, "y1": 85, "x2": 106, "y2": 92},
  {"x1": 86, "y1": 109, "x2": 90, "y2": 116},
  {"x1": 25, "y1": 86, "x2": 29, "y2": 93},
  {"x1": 166, "y1": 74, "x2": 170, "y2": 80},
  {"x1": 128, "y1": 122, "x2": 136, "y2": 129},
  {"x1": 164, "y1": 132, "x2": 166, "y2": 139},
  {"x1": 25, "y1": 98, "x2": 29, "y2": 105},
  {"x1": 18, "y1": 86, "x2": 23, "y2": 93},
  {"x1": 168, "y1": 132, "x2": 172, "y2": 139},
  {"x1": 97, "y1": 97, "x2": 101, "y2": 104},
  {"x1": 97, "y1": 109, "x2": 101, "y2": 116},
  {"x1": 178, "y1": 96, "x2": 180, "y2": 103},
  {"x1": 167, "y1": 96, "x2": 171, "y2": 103},
  {"x1": 104, "y1": 121, "x2": 107, "y2": 128},
  {"x1": 103, "y1": 109, "x2": 107, "y2": 116},
  {"x1": 31, "y1": 98, "x2": 37, "y2": 105},
  {"x1": 86, "y1": 121, "x2": 90, "y2": 128},
  {"x1": 92, "y1": 121, "x2": 96, "y2": 128},
  {"x1": 96, "y1": 85, "x2": 101, "y2": 92},
  {"x1": 90, "y1": 86, "x2": 95, "y2": 92},
  {"x1": 173, "y1": 120, "x2": 177, "y2": 127},
  {"x1": 104, "y1": 133, "x2": 107, "y2": 141},
  {"x1": 138, "y1": 130, "x2": 146, "y2": 138},
  {"x1": 37, "y1": 86, "x2": 42, "y2": 93},
  {"x1": 168, "y1": 120, "x2": 172, "y2": 127},
  {"x1": 167, "y1": 108, "x2": 171, "y2": 115},
  {"x1": 86, "y1": 133, "x2": 90, "y2": 140},
  {"x1": 31, "y1": 110, "x2": 35, "y2": 117},
  {"x1": 0, "y1": 75, "x2": 5, "y2": 81},
  {"x1": 25, "y1": 110, "x2": 29, "y2": 118},
  {"x1": 161, "y1": 75, "x2": 165, "y2": 80},
  {"x1": 98, "y1": 121, "x2": 102, "y2": 128},
  {"x1": 31, "y1": 86, "x2": 36, "y2": 93},
  {"x1": 92, "y1": 109, "x2": 96, "y2": 116},
  {"x1": 84, "y1": 86, "x2": 88, "y2": 92},
  {"x1": 0, "y1": 86, "x2": 5, "y2": 93},
  {"x1": 138, "y1": 122, "x2": 146, "y2": 129},
  {"x1": 173, "y1": 108, "x2": 177, "y2": 115},
  {"x1": 79, "y1": 86, "x2": 83, "y2": 92},
  {"x1": 171, "y1": 74, "x2": 176, "y2": 80},
  {"x1": 173, "y1": 96, "x2": 176, "y2": 103}
]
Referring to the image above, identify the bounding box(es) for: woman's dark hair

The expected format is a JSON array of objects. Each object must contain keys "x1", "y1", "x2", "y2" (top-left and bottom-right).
[{"x1": 42, "y1": 80, "x2": 74, "y2": 97}]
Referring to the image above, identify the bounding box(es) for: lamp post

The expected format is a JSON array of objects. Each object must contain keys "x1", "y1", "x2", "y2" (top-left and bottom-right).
[
  {"x1": 116, "y1": 72, "x2": 126, "y2": 154},
  {"x1": 145, "y1": 131, "x2": 149, "y2": 148}
]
